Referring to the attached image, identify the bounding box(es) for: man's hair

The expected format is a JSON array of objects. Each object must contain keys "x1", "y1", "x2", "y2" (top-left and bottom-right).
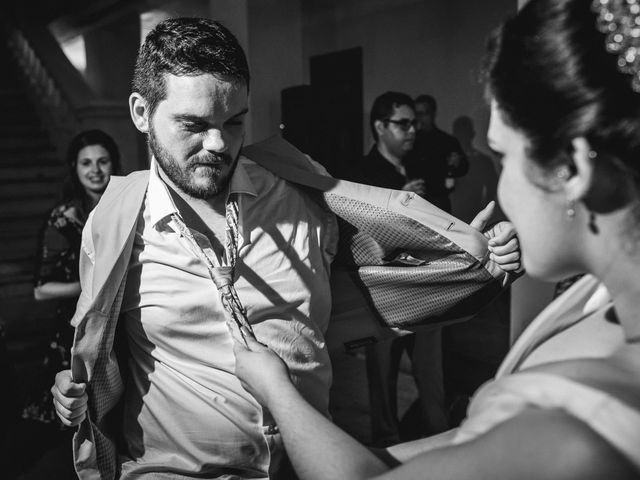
[
  {"x1": 132, "y1": 17, "x2": 250, "y2": 118},
  {"x1": 369, "y1": 91, "x2": 414, "y2": 142},
  {"x1": 414, "y1": 94, "x2": 437, "y2": 113}
]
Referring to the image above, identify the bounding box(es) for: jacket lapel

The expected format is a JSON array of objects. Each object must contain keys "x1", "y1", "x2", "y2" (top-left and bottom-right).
[{"x1": 90, "y1": 171, "x2": 149, "y2": 306}]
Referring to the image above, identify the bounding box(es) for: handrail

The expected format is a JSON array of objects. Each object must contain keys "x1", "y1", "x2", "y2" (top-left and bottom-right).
[{"x1": 4, "y1": 22, "x2": 88, "y2": 157}]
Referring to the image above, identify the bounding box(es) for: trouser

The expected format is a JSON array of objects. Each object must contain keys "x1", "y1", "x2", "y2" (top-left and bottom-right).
[{"x1": 365, "y1": 328, "x2": 448, "y2": 446}]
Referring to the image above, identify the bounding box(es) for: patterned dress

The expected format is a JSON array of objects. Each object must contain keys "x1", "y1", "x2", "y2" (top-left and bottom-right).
[{"x1": 22, "y1": 199, "x2": 86, "y2": 424}]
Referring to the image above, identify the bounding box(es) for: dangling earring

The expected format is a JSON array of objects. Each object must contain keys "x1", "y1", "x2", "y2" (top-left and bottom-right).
[
  {"x1": 588, "y1": 211, "x2": 599, "y2": 234},
  {"x1": 556, "y1": 166, "x2": 570, "y2": 180},
  {"x1": 566, "y1": 200, "x2": 576, "y2": 219}
]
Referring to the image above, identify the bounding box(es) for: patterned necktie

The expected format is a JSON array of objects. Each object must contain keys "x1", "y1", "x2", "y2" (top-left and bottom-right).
[{"x1": 171, "y1": 193, "x2": 255, "y2": 345}]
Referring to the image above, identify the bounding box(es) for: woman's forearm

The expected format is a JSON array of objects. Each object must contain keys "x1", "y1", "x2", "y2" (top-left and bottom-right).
[
  {"x1": 34, "y1": 281, "x2": 81, "y2": 301},
  {"x1": 267, "y1": 380, "x2": 389, "y2": 480}
]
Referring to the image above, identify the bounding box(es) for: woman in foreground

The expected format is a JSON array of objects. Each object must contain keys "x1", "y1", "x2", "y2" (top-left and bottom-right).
[{"x1": 234, "y1": 0, "x2": 640, "y2": 477}]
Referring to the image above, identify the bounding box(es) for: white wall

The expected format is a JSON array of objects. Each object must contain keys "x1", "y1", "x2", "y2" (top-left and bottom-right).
[
  {"x1": 300, "y1": 0, "x2": 516, "y2": 152},
  {"x1": 246, "y1": 0, "x2": 304, "y2": 143}
]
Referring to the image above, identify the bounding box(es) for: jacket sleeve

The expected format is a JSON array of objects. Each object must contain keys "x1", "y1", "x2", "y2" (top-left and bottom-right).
[
  {"x1": 69, "y1": 212, "x2": 96, "y2": 384},
  {"x1": 71, "y1": 211, "x2": 96, "y2": 325}
]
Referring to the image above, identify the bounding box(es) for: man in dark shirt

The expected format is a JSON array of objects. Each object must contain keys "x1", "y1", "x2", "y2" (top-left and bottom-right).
[
  {"x1": 358, "y1": 92, "x2": 448, "y2": 446},
  {"x1": 405, "y1": 94, "x2": 469, "y2": 212},
  {"x1": 360, "y1": 92, "x2": 425, "y2": 194}
]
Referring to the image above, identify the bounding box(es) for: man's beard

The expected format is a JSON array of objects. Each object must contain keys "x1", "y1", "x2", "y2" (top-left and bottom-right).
[{"x1": 148, "y1": 125, "x2": 238, "y2": 200}]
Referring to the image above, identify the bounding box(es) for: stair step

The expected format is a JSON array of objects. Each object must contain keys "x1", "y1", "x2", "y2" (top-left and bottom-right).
[
  {"x1": 0, "y1": 136, "x2": 52, "y2": 150},
  {"x1": 0, "y1": 165, "x2": 65, "y2": 182},
  {"x1": 0, "y1": 74, "x2": 21, "y2": 90},
  {"x1": 0, "y1": 154, "x2": 63, "y2": 167},
  {"x1": 5, "y1": 338, "x2": 51, "y2": 365},
  {"x1": 1, "y1": 295, "x2": 58, "y2": 330},
  {"x1": 0, "y1": 143, "x2": 56, "y2": 155},
  {"x1": 0, "y1": 90, "x2": 31, "y2": 108},
  {"x1": 0, "y1": 273, "x2": 33, "y2": 293},
  {"x1": 0, "y1": 195, "x2": 57, "y2": 219},
  {"x1": 0, "y1": 125, "x2": 49, "y2": 138},
  {"x1": 0, "y1": 180, "x2": 62, "y2": 199},
  {"x1": 0, "y1": 236, "x2": 39, "y2": 262},
  {"x1": 0, "y1": 104, "x2": 39, "y2": 122},
  {"x1": 0, "y1": 259, "x2": 34, "y2": 282},
  {"x1": 0, "y1": 218, "x2": 44, "y2": 240}
]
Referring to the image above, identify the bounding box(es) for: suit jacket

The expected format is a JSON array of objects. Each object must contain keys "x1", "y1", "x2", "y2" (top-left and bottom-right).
[
  {"x1": 70, "y1": 136, "x2": 506, "y2": 479},
  {"x1": 243, "y1": 137, "x2": 506, "y2": 348}
]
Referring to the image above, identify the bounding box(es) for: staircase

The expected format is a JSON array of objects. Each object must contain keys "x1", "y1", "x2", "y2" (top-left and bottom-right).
[{"x1": 0, "y1": 38, "x2": 67, "y2": 391}]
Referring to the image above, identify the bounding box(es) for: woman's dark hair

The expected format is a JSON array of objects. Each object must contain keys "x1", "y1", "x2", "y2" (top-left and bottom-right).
[
  {"x1": 132, "y1": 17, "x2": 250, "y2": 119},
  {"x1": 485, "y1": 0, "x2": 640, "y2": 213},
  {"x1": 64, "y1": 129, "x2": 121, "y2": 202}
]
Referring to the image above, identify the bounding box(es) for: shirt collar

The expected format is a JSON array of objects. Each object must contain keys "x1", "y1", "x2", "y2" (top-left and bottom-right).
[{"x1": 147, "y1": 155, "x2": 257, "y2": 227}]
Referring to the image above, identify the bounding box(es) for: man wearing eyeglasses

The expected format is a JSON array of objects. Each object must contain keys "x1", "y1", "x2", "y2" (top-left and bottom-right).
[
  {"x1": 359, "y1": 91, "x2": 426, "y2": 195},
  {"x1": 356, "y1": 91, "x2": 450, "y2": 448}
]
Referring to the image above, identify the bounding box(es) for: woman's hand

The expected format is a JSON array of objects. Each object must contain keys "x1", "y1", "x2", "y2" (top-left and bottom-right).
[
  {"x1": 470, "y1": 201, "x2": 522, "y2": 273},
  {"x1": 233, "y1": 328, "x2": 293, "y2": 407},
  {"x1": 486, "y1": 221, "x2": 522, "y2": 272}
]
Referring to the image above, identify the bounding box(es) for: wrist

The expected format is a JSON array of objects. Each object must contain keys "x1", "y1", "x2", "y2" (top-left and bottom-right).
[{"x1": 264, "y1": 374, "x2": 297, "y2": 410}]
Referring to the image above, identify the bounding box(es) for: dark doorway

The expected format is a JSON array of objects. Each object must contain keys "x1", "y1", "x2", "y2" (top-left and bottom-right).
[
  {"x1": 310, "y1": 47, "x2": 363, "y2": 180},
  {"x1": 280, "y1": 47, "x2": 363, "y2": 181}
]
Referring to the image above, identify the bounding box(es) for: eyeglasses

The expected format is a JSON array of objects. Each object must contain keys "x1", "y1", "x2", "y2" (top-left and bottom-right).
[{"x1": 384, "y1": 118, "x2": 418, "y2": 131}]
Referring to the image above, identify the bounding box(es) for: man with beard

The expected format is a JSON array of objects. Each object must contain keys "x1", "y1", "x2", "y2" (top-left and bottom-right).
[
  {"x1": 50, "y1": 18, "x2": 338, "y2": 479},
  {"x1": 51, "y1": 19, "x2": 519, "y2": 480}
]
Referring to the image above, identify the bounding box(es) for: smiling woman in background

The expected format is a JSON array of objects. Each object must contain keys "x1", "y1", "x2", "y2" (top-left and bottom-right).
[
  {"x1": 233, "y1": 0, "x2": 640, "y2": 478},
  {"x1": 24, "y1": 129, "x2": 120, "y2": 424}
]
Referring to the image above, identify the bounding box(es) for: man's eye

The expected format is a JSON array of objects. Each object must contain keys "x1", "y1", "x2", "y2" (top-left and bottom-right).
[
  {"x1": 183, "y1": 122, "x2": 206, "y2": 132},
  {"x1": 226, "y1": 120, "x2": 244, "y2": 127}
]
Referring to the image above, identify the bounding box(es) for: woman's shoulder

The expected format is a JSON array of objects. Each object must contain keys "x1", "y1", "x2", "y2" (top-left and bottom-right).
[
  {"x1": 521, "y1": 349, "x2": 640, "y2": 410},
  {"x1": 46, "y1": 199, "x2": 86, "y2": 229},
  {"x1": 456, "y1": 356, "x2": 640, "y2": 471}
]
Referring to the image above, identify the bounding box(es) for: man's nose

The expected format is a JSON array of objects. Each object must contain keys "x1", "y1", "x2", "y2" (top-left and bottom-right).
[{"x1": 202, "y1": 129, "x2": 227, "y2": 152}]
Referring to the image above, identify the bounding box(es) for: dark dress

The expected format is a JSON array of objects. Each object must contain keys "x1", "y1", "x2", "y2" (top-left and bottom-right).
[{"x1": 22, "y1": 199, "x2": 86, "y2": 424}]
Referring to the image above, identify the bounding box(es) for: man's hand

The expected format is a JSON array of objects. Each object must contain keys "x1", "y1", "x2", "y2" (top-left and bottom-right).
[
  {"x1": 402, "y1": 178, "x2": 427, "y2": 197},
  {"x1": 233, "y1": 328, "x2": 292, "y2": 408},
  {"x1": 470, "y1": 201, "x2": 522, "y2": 273},
  {"x1": 51, "y1": 369, "x2": 88, "y2": 427}
]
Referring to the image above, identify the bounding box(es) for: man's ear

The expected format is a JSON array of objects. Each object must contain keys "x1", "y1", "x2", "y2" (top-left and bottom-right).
[
  {"x1": 374, "y1": 119, "x2": 385, "y2": 138},
  {"x1": 129, "y1": 93, "x2": 150, "y2": 133},
  {"x1": 564, "y1": 137, "x2": 595, "y2": 202}
]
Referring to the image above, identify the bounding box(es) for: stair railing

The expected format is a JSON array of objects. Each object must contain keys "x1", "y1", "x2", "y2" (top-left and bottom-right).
[{"x1": 4, "y1": 23, "x2": 86, "y2": 158}]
